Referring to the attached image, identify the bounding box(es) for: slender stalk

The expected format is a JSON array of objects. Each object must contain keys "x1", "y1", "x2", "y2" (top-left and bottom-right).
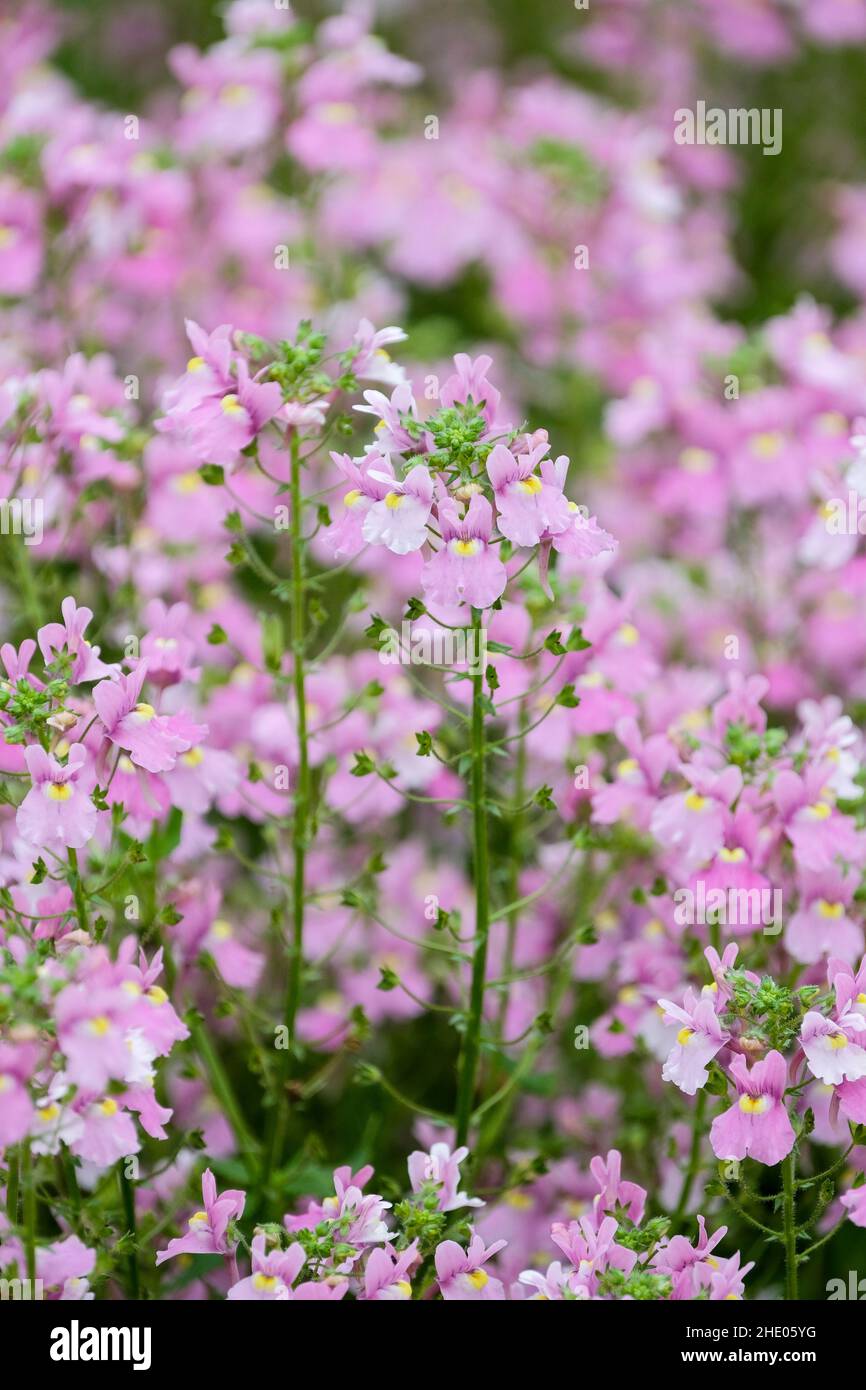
[
  {"x1": 67, "y1": 848, "x2": 89, "y2": 934},
  {"x1": 782, "y1": 1150, "x2": 798, "y2": 1300},
  {"x1": 256, "y1": 430, "x2": 311, "y2": 1207},
  {"x1": 673, "y1": 1088, "x2": 707, "y2": 1224},
  {"x1": 497, "y1": 701, "x2": 526, "y2": 1037},
  {"x1": 454, "y1": 609, "x2": 490, "y2": 1147},
  {"x1": 285, "y1": 425, "x2": 309, "y2": 1052},
  {"x1": 118, "y1": 1162, "x2": 141, "y2": 1299},
  {"x1": 188, "y1": 1014, "x2": 256, "y2": 1157},
  {"x1": 22, "y1": 1145, "x2": 36, "y2": 1283},
  {"x1": 5, "y1": 1147, "x2": 19, "y2": 1224}
]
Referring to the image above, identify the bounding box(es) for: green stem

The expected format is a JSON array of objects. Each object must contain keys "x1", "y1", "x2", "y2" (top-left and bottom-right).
[
  {"x1": 188, "y1": 1014, "x2": 256, "y2": 1158},
  {"x1": 257, "y1": 430, "x2": 310, "y2": 1207},
  {"x1": 5, "y1": 1147, "x2": 19, "y2": 1225},
  {"x1": 22, "y1": 1145, "x2": 36, "y2": 1283},
  {"x1": 782, "y1": 1150, "x2": 799, "y2": 1300},
  {"x1": 285, "y1": 425, "x2": 309, "y2": 1054},
  {"x1": 497, "y1": 703, "x2": 526, "y2": 1038},
  {"x1": 454, "y1": 609, "x2": 490, "y2": 1148},
  {"x1": 67, "y1": 848, "x2": 89, "y2": 934},
  {"x1": 118, "y1": 1162, "x2": 141, "y2": 1299},
  {"x1": 673, "y1": 1089, "x2": 707, "y2": 1225}
]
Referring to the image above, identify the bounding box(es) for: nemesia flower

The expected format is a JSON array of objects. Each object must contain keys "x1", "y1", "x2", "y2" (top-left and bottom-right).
[
  {"x1": 155, "y1": 1169, "x2": 245, "y2": 1265},
  {"x1": 93, "y1": 666, "x2": 206, "y2": 773},
  {"x1": 658, "y1": 992, "x2": 729, "y2": 1095},
  {"x1": 435, "y1": 1233, "x2": 506, "y2": 1300},
  {"x1": 361, "y1": 462, "x2": 434, "y2": 554},
  {"x1": 710, "y1": 1051, "x2": 796, "y2": 1166},
  {"x1": 17, "y1": 743, "x2": 97, "y2": 849},
  {"x1": 407, "y1": 1142, "x2": 484, "y2": 1212},
  {"x1": 421, "y1": 494, "x2": 506, "y2": 609}
]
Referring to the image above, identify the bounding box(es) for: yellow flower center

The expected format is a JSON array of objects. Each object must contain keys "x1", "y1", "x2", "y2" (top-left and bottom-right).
[
  {"x1": 134, "y1": 702, "x2": 156, "y2": 721},
  {"x1": 252, "y1": 1273, "x2": 278, "y2": 1291},
  {"x1": 99, "y1": 1098, "x2": 119, "y2": 1117},
  {"x1": 221, "y1": 84, "x2": 253, "y2": 107},
  {"x1": 46, "y1": 782, "x2": 73, "y2": 801},
  {"x1": 221, "y1": 394, "x2": 244, "y2": 415},
  {"x1": 186, "y1": 356, "x2": 205, "y2": 373},
  {"x1": 751, "y1": 431, "x2": 783, "y2": 459},
  {"x1": 384, "y1": 492, "x2": 404, "y2": 510},
  {"x1": 39, "y1": 1104, "x2": 60, "y2": 1121},
  {"x1": 679, "y1": 447, "x2": 714, "y2": 473},
  {"x1": 685, "y1": 792, "x2": 707, "y2": 812},
  {"x1": 517, "y1": 475, "x2": 543, "y2": 495},
  {"x1": 617, "y1": 623, "x2": 639, "y2": 646},
  {"x1": 739, "y1": 1095, "x2": 770, "y2": 1114},
  {"x1": 807, "y1": 801, "x2": 832, "y2": 820},
  {"x1": 395, "y1": 1280, "x2": 412, "y2": 1297},
  {"x1": 676, "y1": 1027, "x2": 695, "y2": 1046},
  {"x1": 453, "y1": 539, "x2": 479, "y2": 556},
  {"x1": 829, "y1": 1033, "x2": 849, "y2": 1050},
  {"x1": 504, "y1": 1191, "x2": 533, "y2": 1210},
  {"x1": 189, "y1": 1211, "x2": 208, "y2": 1226},
  {"x1": 175, "y1": 471, "x2": 202, "y2": 494},
  {"x1": 321, "y1": 102, "x2": 356, "y2": 125},
  {"x1": 146, "y1": 986, "x2": 168, "y2": 1005},
  {"x1": 719, "y1": 847, "x2": 746, "y2": 863},
  {"x1": 182, "y1": 747, "x2": 205, "y2": 767},
  {"x1": 88, "y1": 1016, "x2": 111, "y2": 1036},
  {"x1": 817, "y1": 900, "x2": 844, "y2": 919},
  {"x1": 466, "y1": 1269, "x2": 489, "y2": 1289},
  {"x1": 343, "y1": 488, "x2": 363, "y2": 508},
  {"x1": 211, "y1": 920, "x2": 233, "y2": 940}
]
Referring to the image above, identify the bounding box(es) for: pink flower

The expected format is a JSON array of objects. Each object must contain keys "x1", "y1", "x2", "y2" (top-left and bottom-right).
[
  {"x1": 840, "y1": 1184, "x2": 866, "y2": 1228},
  {"x1": 361, "y1": 462, "x2": 434, "y2": 554},
  {"x1": 163, "y1": 357, "x2": 282, "y2": 466},
  {"x1": 228, "y1": 1236, "x2": 307, "y2": 1300},
  {"x1": 17, "y1": 743, "x2": 97, "y2": 850},
  {"x1": 361, "y1": 1242, "x2": 419, "y2": 1300},
  {"x1": 421, "y1": 494, "x2": 506, "y2": 609},
  {"x1": 407, "y1": 1142, "x2": 483, "y2": 1213},
  {"x1": 658, "y1": 993, "x2": 729, "y2": 1095},
  {"x1": 155, "y1": 1168, "x2": 245, "y2": 1265},
  {"x1": 590, "y1": 1148, "x2": 647, "y2": 1223},
  {"x1": 139, "y1": 600, "x2": 200, "y2": 686},
  {"x1": 800, "y1": 1009, "x2": 866, "y2": 1087},
  {"x1": 440, "y1": 353, "x2": 502, "y2": 430},
  {"x1": 71, "y1": 1098, "x2": 140, "y2": 1167},
  {"x1": 710, "y1": 1051, "x2": 796, "y2": 1166},
  {"x1": 0, "y1": 1042, "x2": 37, "y2": 1146},
  {"x1": 435, "y1": 1232, "x2": 506, "y2": 1300},
  {"x1": 322, "y1": 449, "x2": 393, "y2": 559},
  {"x1": 652, "y1": 1215, "x2": 727, "y2": 1278},
  {"x1": 549, "y1": 1213, "x2": 637, "y2": 1295},
  {"x1": 486, "y1": 441, "x2": 571, "y2": 548},
  {"x1": 162, "y1": 321, "x2": 235, "y2": 414},
  {"x1": 94, "y1": 666, "x2": 206, "y2": 773},
  {"x1": 37, "y1": 596, "x2": 115, "y2": 683}
]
